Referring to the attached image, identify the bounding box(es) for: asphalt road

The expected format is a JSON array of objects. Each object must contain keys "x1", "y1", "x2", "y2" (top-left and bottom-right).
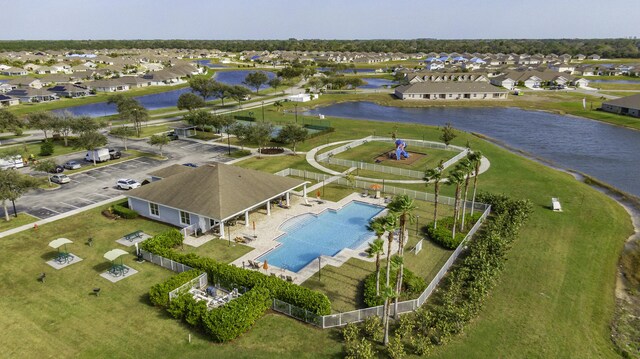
[{"x1": 17, "y1": 137, "x2": 236, "y2": 220}]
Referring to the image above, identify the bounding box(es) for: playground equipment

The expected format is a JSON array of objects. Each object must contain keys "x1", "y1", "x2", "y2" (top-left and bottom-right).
[{"x1": 391, "y1": 139, "x2": 410, "y2": 160}]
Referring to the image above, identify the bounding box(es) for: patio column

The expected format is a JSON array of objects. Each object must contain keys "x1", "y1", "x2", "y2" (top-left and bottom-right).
[
  {"x1": 266, "y1": 201, "x2": 271, "y2": 216},
  {"x1": 303, "y1": 184, "x2": 307, "y2": 198},
  {"x1": 244, "y1": 211, "x2": 250, "y2": 227},
  {"x1": 286, "y1": 192, "x2": 290, "y2": 206},
  {"x1": 219, "y1": 221, "x2": 225, "y2": 238}
]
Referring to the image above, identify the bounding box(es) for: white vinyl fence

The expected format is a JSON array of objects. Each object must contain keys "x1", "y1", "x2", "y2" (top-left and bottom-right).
[{"x1": 168, "y1": 272, "x2": 208, "y2": 302}]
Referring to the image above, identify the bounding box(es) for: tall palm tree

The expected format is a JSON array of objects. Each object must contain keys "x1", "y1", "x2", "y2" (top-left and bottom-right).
[
  {"x1": 387, "y1": 194, "x2": 416, "y2": 319},
  {"x1": 424, "y1": 160, "x2": 444, "y2": 229},
  {"x1": 456, "y1": 158, "x2": 473, "y2": 232},
  {"x1": 381, "y1": 284, "x2": 398, "y2": 346},
  {"x1": 365, "y1": 237, "x2": 385, "y2": 296},
  {"x1": 382, "y1": 213, "x2": 399, "y2": 290},
  {"x1": 447, "y1": 170, "x2": 465, "y2": 239},
  {"x1": 467, "y1": 151, "x2": 483, "y2": 216}
]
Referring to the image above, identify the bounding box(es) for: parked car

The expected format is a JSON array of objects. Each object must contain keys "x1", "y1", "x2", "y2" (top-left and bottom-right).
[
  {"x1": 50, "y1": 165, "x2": 64, "y2": 173},
  {"x1": 50, "y1": 174, "x2": 70, "y2": 184},
  {"x1": 166, "y1": 131, "x2": 179, "y2": 141},
  {"x1": 116, "y1": 178, "x2": 140, "y2": 190},
  {"x1": 63, "y1": 160, "x2": 81, "y2": 170},
  {"x1": 182, "y1": 163, "x2": 198, "y2": 168},
  {"x1": 109, "y1": 148, "x2": 122, "y2": 159}
]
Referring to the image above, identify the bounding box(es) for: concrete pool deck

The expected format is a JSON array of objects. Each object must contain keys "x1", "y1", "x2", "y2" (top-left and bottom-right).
[{"x1": 227, "y1": 192, "x2": 404, "y2": 284}]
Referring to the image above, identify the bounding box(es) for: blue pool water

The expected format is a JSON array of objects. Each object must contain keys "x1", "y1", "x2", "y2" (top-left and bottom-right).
[{"x1": 258, "y1": 201, "x2": 384, "y2": 272}]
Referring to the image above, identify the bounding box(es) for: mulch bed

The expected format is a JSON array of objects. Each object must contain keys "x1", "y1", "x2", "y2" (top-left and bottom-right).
[{"x1": 259, "y1": 147, "x2": 285, "y2": 155}]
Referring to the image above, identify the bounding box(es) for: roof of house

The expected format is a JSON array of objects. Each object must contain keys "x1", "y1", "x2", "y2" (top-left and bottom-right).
[
  {"x1": 395, "y1": 82, "x2": 507, "y2": 94},
  {"x1": 148, "y1": 164, "x2": 193, "y2": 179},
  {"x1": 128, "y1": 163, "x2": 306, "y2": 221},
  {"x1": 603, "y1": 93, "x2": 640, "y2": 110}
]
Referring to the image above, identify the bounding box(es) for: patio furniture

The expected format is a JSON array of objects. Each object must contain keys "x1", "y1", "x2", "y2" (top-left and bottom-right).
[
  {"x1": 49, "y1": 238, "x2": 74, "y2": 265},
  {"x1": 93, "y1": 288, "x2": 101, "y2": 296},
  {"x1": 38, "y1": 272, "x2": 46, "y2": 283},
  {"x1": 104, "y1": 248, "x2": 130, "y2": 277},
  {"x1": 243, "y1": 235, "x2": 255, "y2": 243},
  {"x1": 55, "y1": 252, "x2": 74, "y2": 264},
  {"x1": 87, "y1": 237, "x2": 93, "y2": 247},
  {"x1": 123, "y1": 230, "x2": 143, "y2": 242},
  {"x1": 361, "y1": 190, "x2": 369, "y2": 197},
  {"x1": 286, "y1": 276, "x2": 294, "y2": 282}
]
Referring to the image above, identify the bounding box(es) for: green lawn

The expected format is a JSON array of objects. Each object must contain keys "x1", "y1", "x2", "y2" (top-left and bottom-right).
[
  {"x1": 0, "y1": 212, "x2": 38, "y2": 232},
  {"x1": 0, "y1": 112, "x2": 633, "y2": 357},
  {"x1": 184, "y1": 237, "x2": 252, "y2": 263},
  {"x1": 0, "y1": 138, "x2": 83, "y2": 160}
]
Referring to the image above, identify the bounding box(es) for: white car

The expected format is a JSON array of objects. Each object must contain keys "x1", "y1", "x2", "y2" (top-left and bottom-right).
[
  {"x1": 50, "y1": 174, "x2": 71, "y2": 184},
  {"x1": 116, "y1": 179, "x2": 141, "y2": 190}
]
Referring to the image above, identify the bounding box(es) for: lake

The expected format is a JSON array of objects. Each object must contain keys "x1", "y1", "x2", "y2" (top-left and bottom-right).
[
  {"x1": 305, "y1": 102, "x2": 640, "y2": 197},
  {"x1": 590, "y1": 79, "x2": 640, "y2": 84},
  {"x1": 359, "y1": 78, "x2": 396, "y2": 89},
  {"x1": 57, "y1": 70, "x2": 275, "y2": 117}
]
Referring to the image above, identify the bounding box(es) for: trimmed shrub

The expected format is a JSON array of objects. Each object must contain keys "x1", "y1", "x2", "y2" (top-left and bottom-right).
[
  {"x1": 140, "y1": 229, "x2": 184, "y2": 256},
  {"x1": 148, "y1": 269, "x2": 201, "y2": 307},
  {"x1": 363, "y1": 267, "x2": 426, "y2": 307},
  {"x1": 201, "y1": 286, "x2": 272, "y2": 342},
  {"x1": 111, "y1": 204, "x2": 138, "y2": 219},
  {"x1": 39, "y1": 140, "x2": 54, "y2": 156},
  {"x1": 424, "y1": 213, "x2": 482, "y2": 249}
]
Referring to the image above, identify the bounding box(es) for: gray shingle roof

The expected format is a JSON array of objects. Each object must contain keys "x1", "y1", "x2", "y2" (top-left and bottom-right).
[
  {"x1": 128, "y1": 164, "x2": 306, "y2": 221},
  {"x1": 396, "y1": 82, "x2": 507, "y2": 94},
  {"x1": 603, "y1": 93, "x2": 640, "y2": 110}
]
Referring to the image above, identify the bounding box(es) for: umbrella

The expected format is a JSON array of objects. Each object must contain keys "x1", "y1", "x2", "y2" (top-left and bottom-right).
[
  {"x1": 103, "y1": 248, "x2": 129, "y2": 262},
  {"x1": 48, "y1": 238, "x2": 73, "y2": 249},
  {"x1": 369, "y1": 184, "x2": 383, "y2": 190},
  {"x1": 263, "y1": 260, "x2": 269, "y2": 271}
]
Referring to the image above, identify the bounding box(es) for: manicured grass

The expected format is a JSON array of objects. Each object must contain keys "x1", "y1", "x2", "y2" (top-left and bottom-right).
[
  {"x1": 129, "y1": 124, "x2": 171, "y2": 138},
  {"x1": 191, "y1": 131, "x2": 222, "y2": 141},
  {"x1": 0, "y1": 212, "x2": 38, "y2": 232},
  {"x1": 0, "y1": 138, "x2": 83, "y2": 160},
  {"x1": 184, "y1": 237, "x2": 252, "y2": 263}
]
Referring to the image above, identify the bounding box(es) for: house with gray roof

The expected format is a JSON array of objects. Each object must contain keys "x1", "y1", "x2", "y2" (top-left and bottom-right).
[
  {"x1": 86, "y1": 79, "x2": 130, "y2": 92},
  {"x1": 0, "y1": 94, "x2": 20, "y2": 107},
  {"x1": 601, "y1": 94, "x2": 640, "y2": 118},
  {"x1": 127, "y1": 163, "x2": 308, "y2": 237},
  {"x1": 6, "y1": 88, "x2": 59, "y2": 103},
  {"x1": 47, "y1": 84, "x2": 91, "y2": 98},
  {"x1": 394, "y1": 82, "x2": 508, "y2": 100}
]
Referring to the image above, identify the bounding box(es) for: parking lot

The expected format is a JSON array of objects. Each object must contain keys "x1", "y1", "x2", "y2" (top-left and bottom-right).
[{"x1": 18, "y1": 139, "x2": 237, "y2": 220}]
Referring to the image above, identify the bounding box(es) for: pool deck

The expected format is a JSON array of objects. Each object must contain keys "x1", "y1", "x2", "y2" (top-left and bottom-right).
[{"x1": 227, "y1": 192, "x2": 403, "y2": 284}]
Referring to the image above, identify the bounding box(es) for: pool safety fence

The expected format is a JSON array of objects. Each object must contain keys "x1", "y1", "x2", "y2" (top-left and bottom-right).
[
  {"x1": 169, "y1": 272, "x2": 208, "y2": 302},
  {"x1": 273, "y1": 204, "x2": 490, "y2": 328},
  {"x1": 276, "y1": 168, "x2": 489, "y2": 212},
  {"x1": 140, "y1": 205, "x2": 490, "y2": 329}
]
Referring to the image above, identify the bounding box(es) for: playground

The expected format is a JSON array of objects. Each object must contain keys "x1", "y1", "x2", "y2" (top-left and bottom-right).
[{"x1": 332, "y1": 140, "x2": 460, "y2": 171}]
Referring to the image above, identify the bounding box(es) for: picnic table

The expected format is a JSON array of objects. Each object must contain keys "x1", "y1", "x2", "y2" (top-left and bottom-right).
[
  {"x1": 108, "y1": 263, "x2": 129, "y2": 277},
  {"x1": 124, "y1": 230, "x2": 143, "y2": 242},
  {"x1": 55, "y1": 252, "x2": 74, "y2": 264}
]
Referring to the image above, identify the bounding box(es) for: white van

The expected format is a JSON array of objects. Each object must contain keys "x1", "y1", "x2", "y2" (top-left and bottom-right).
[
  {"x1": 0, "y1": 155, "x2": 25, "y2": 170},
  {"x1": 85, "y1": 148, "x2": 110, "y2": 163}
]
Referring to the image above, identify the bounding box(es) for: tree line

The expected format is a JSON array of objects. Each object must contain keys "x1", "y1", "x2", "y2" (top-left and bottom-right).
[{"x1": 0, "y1": 39, "x2": 639, "y2": 58}]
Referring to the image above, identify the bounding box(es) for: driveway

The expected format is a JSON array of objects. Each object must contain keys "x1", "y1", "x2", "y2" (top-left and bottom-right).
[{"x1": 17, "y1": 138, "x2": 236, "y2": 220}]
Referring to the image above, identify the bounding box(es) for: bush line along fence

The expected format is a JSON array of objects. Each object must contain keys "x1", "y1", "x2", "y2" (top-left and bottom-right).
[
  {"x1": 272, "y1": 205, "x2": 491, "y2": 328},
  {"x1": 315, "y1": 136, "x2": 469, "y2": 179},
  {"x1": 276, "y1": 167, "x2": 488, "y2": 213}
]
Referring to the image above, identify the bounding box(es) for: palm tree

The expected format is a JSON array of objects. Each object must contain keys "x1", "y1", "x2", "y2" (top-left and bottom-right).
[
  {"x1": 456, "y1": 158, "x2": 473, "y2": 232},
  {"x1": 381, "y1": 284, "x2": 398, "y2": 346},
  {"x1": 387, "y1": 194, "x2": 416, "y2": 319},
  {"x1": 447, "y1": 170, "x2": 465, "y2": 239},
  {"x1": 467, "y1": 151, "x2": 483, "y2": 216},
  {"x1": 365, "y1": 237, "x2": 385, "y2": 296},
  {"x1": 424, "y1": 160, "x2": 444, "y2": 229},
  {"x1": 382, "y1": 213, "x2": 399, "y2": 290}
]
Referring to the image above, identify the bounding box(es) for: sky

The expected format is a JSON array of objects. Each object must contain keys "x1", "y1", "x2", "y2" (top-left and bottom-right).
[{"x1": 3, "y1": 0, "x2": 639, "y2": 40}]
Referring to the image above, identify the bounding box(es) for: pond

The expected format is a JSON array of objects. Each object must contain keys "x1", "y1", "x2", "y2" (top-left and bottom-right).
[
  {"x1": 193, "y1": 59, "x2": 227, "y2": 68},
  {"x1": 56, "y1": 70, "x2": 275, "y2": 117},
  {"x1": 589, "y1": 79, "x2": 640, "y2": 84},
  {"x1": 305, "y1": 101, "x2": 640, "y2": 197},
  {"x1": 359, "y1": 78, "x2": 396, "y2": 89}
]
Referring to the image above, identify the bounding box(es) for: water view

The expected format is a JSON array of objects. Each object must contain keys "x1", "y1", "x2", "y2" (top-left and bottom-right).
[
  {"x1": 57, "y1": 70, "x2": 275, "y2": 117},
  {"x1": 306, "y1": 102, "x2": 640, "y2": 197},
  {"x1": 359, "y1": 77, "x2": 396, "y2": 89}
]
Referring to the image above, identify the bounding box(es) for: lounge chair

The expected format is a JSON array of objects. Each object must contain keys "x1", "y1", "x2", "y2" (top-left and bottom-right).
[
  {"x1": 361, "y1": 190, "x2": 369, "y2": 197},
  {"x1": 286, "y1": 275, "x2": 293, "y2": 282}
]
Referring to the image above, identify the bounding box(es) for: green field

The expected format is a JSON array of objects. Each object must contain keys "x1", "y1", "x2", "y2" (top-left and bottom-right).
[
  {"x1": 0, "y1": 112, "x2": 633, "y2": 357},
  {"x1": 333, "y1": 141, "x2": 458, "y2": 171}
]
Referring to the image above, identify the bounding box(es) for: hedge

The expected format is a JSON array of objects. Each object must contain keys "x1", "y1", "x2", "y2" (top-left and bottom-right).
[
  {"x1": 140, "y1": 229, "x2": 184, "y2": 257},
  {"x1": 149, "y1": 269, "x2": 202, "y2": 307},
  {"x1": 424, "y1": 213, "x2": 482, "y2": 249},
  {"x1": 111, "y1": 204, "x2": 139, "y2": 219},
  {"x1": 363, "y1": 267, "x2": 426, "y2": 307}
]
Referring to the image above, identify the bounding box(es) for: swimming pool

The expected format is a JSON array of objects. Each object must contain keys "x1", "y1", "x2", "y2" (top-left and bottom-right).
[{"x1": 258, "y1": 201, "x2": 384, "y2": 272}]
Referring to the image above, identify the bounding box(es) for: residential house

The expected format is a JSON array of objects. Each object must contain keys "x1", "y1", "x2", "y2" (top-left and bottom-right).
[
  {"x1": 0, "y1": 94, "x2": 20, "y2": 107},
  {"x1": 601, "y1": 94, "x2": 640, "y2": 118},
  {"x1": 394, "y1": 82, "x2": 508, "y2": 100},
  {"x1": 588, "y1": 54, "x2": 601, "y2": 60},
  {"x1": 7, "y1": 77, "x2": 43, "y2": 89},
  {"x1": 127, "y1": 164, "x2": 307, "y2": 237},
  {"x1": 119, "y1": 76, "x2": 150, "y2": 88},
  {"x1": 1, "y1": 67, "x2": 28, "y2": 76},
  {"x1": 86, "y1": 79, "x2": 130, "y2": 92},
  {"x1": 6, "y1": 88, "x2": 59, "y2": 103},
  {"x1": 47, "y1": 84, "x2": 91, "y2": 98},
  {"x1": 574, "y1": 54, "x2": 586, "y2": 61}
]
